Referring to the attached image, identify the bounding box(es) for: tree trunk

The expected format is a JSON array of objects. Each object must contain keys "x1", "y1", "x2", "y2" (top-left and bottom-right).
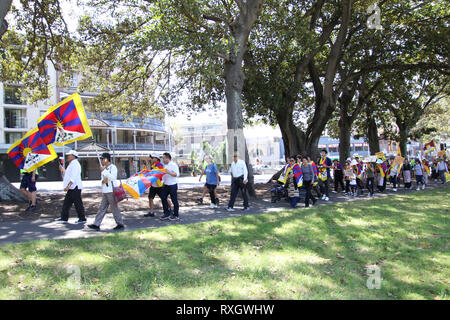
[
  {"x1": 0, "y1": 0, "x2": 12, "y2": 38},
  {"x1": 339, "y1": 116, "x2": 352, "y2": 164},
  {"x1": 367, "y1": 115, "x2": 380, "y2": 155},
  {"x1": 0, "y1": 173, "x2": 27, "y2": 201},
  {"x1": 223, "y1": 0, "x2": 263, "y2": 199},
  {"x1": 398, "y1": 123, "x2": 409, "y2": 158}
]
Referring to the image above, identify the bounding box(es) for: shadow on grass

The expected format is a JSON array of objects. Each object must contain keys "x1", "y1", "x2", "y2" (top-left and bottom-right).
[{"x1": 1, "y1": 186, "x2": 448, "y2": 299}]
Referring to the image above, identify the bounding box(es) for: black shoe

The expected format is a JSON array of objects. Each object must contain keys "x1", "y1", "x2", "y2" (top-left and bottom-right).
[
  {"x1": 169, "y1": 215, "x2": 180, "y2": 221},
  {"x1": 242, "y1": 207, "x2": 250, "y2": 211},
  {"x1": 87, "y1": 224, "x2": 100, "y2": 231},
  {"x1": 113, "y1": 224, "x2": 124, "y2": 230},
  {"x1": 26, "y1": 205, "x2": 36, "y2": 212},
  {"x1": 196, "y1": 198, "x2": 203, "y2": 204},
  {"x1": 75, "y1": 219, "x2": 87, "y2": 224},
  {"x1": 144, "y1": 212, "x2": 155, "y2": 217}
]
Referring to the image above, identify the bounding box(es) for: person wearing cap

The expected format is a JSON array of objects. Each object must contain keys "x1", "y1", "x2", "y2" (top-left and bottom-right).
[
  {"x1": 144, "y1": 155, "x2": 173, "y2": 218},
  {"x1": 88, "y1": 152, "x2": 124, "y2": 231},
  {"x1": 160, "y1": 152, "x2": 180, "y2": 221},
  {"x1": 55, "y1": 150, "x2": 86, "y2": 223},
  {"x1": 226, "y1": 153, "x2": 249, "y2": 212}
]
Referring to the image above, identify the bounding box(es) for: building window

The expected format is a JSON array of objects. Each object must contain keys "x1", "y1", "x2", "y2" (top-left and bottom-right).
[
  {"x1": 5, "y1": 132, "x2": 26, "y2": 144},
  {"x1": 4, "y1": 109, "x2": 26, "y2": 128},
  {"x1": 4, "y1": 86, "x2": 25, "y2": 105}
]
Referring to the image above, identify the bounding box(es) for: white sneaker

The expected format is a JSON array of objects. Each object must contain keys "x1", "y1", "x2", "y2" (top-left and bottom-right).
[
  {"x1": 324, "y1": 196, "x2": 329, "y2": 201},
  {"x1": 422, "y1": 185, "x2": 425, "y2": 190},
  {"x1": 210, "y1": 203, "x2": 217, "y2": 208},
  {"x1": 322, "y1": 194, "x2": 326, "y2": 200},
  {"x1": 393, "y1": 188, "x2": 397, "y2": 192},
  {"x1": 332, "y1": 191, "x2": 337, "y2": 193},
  {"x1": 416, "y1": 187, "x2": 420, "y2": 191},
  {"x1": 226, "y1": 207, "x2": 235, "y2": 212}
]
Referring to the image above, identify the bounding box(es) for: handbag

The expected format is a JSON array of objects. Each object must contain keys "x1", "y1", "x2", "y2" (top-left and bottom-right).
[{"x1": 107, "y1": 165, "x2": 127, "y2": 203}]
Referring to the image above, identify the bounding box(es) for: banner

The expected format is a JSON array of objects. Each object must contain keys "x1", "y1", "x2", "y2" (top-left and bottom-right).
[
  {"x1": 390, "y1": 156, "x2": 405, "y2": 176},
  {"x1": 7, "y1": 128, "x2": 57, "y2": 172},
  {"x1": 122, "y1": 169, "x2": 166, "y2": 199},
  {"x1": 423, "y1": 140, "x2": 436, "y2": 154},
  {"x1": 37, "y1": 93, "x2": 92, "y2": 146}
]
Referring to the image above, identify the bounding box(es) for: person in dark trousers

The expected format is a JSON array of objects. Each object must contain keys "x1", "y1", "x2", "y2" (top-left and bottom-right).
[
  {"x1": 160, "y1": 152, "x2": 180, "y2": 221},
  {"x1": 19, "y1": 168, "x2": 38, "y2": 212},
  {"x1": 318, "y1": 149, "x2": 332, "y2": 201},
  {"x1": 365, "y1": 162, "x2": 375, "y2": 197},
  {"x1": 226, "y1": 153, "x2": 249, "y2": 212},
  {"x1": 301, "y1": 156, "x2": 317, "y2": 207},
  {"x1": 198, "y1": 155, "x2": 220, "y2": 208},
  {"x1": 55, "y1": 150, "x2": 86, "y2": 224},
  {"x1": 332, "y1": 159, "x2": 345, "y2": 193}
]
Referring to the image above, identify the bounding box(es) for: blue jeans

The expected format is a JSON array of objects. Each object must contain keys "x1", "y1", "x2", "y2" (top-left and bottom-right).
[{"x1": 161, "y1": 184, "x2": 179, "y2": 216}]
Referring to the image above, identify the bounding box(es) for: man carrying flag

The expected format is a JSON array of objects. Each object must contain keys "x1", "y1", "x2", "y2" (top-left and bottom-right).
[
  {"x1": 145, "y1": 155, "x2": 173, "y2": 217},
  {"x1": 55, "y1": 150, "x2": 86, "y2": 224}
]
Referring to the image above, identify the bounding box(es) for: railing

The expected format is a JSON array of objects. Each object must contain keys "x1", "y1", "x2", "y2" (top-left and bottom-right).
[
  {"x1": 4, "y1": 117, "x2": 27, "y2": 128},
  {"x1": 73, "y1": 142, "x2": 169, "y2": 151}
]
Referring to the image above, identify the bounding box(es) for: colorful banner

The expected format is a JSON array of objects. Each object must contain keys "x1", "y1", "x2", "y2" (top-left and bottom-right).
[
  {"x1": 423, "y1": 140, "x2": 436, "y2": 154},
  {"x1": 422, "y1": 159, "x2": 431, "y2": 175},
  {"x1": 7, "y1": 128, "x2": 57, "y2": 172},
  {"x1": 318, "y1": 157, "x2": 328, "y2": 181},
  {"x1": 390, "y1": 156, "x2": 404, "y2": 176},
  {"x1": 291, "y1": 163, "x2": 303, "y2": 188},
  {"x1": 378, "y1": 161, "x2": 389, "y2": 178},
  {"x1": 311, "y1": 161, "x2": 319, "y2": 186},
  {"x1": 37, "y1": 93, "x2": 92, "y2": 146},
  {"x1": 122, "y1": 168, "x2": 167, "y2": 199}
]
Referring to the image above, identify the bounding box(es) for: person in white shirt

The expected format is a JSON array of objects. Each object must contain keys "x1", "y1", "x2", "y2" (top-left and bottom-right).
[
  {"x1": 55, "y1": 150, "x2": 86, "y2": 223},
  {"x1": 227, "y1": 153, "x2": 249, "y2": 212},
  {"x1": 88, "y1": 153, "x2": 124, "y2": 231},
  {"x1": 160, "y1": 152, "x2": 180, "y2": 221}
]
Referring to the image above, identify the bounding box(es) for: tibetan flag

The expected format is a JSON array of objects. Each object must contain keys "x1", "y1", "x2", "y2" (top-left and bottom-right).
[
  {"x1": 422, "y1": 160, "x2": 431, "y2": 175},
  {"x1": 278, "y1": 164, "x2": 292, "y2": 184},
  {"x1": 423, "y1": 140, "x2": 436, "y2": 154},
  {"x1": 291, "y1": 163, "x2": 303, "y2": 187},
  {"x1": 122, "y1": 168, "x2": 166, "y2": 199},
  {"x1": 153, "y1": 162, "x2": 164, "y2": 170},
  {"x1": 37, "y1": 93, "x2": 92, "y2": 146},
  {"x1": 379, "y1": 161, "x2": 389, "y2": 178},
  {"x1": 356, "y1": 163, "x2": 363, "y2": 179},
  {"x1": 310, "y1": 161, "x2": 319, "y2": 187},
  {"x1": 318, "y1": 157, "x2": 328, "y2": 181},
  {"x1": 7, "y1": 128, "x2": 57, "y2": 172}
]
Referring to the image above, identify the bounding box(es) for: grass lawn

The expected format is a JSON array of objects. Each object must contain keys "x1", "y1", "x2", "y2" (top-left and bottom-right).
[{"x1": 0, "y1": 186, "x2": 449, "y2": 300}]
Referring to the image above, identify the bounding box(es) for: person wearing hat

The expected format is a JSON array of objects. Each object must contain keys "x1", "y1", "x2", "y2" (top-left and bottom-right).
[
  {"x1": 55, "y1": 150, "x2": 86, "y2": 223},
  {"x1": 144, "y1": 155, "x2": 173, "y2": 218},
  {"x1": 226, "y1": 152, "x2": 249, "y2": 212},
  {"x1": 88, "y1": 152, "x2": 124, "y2": 231}
]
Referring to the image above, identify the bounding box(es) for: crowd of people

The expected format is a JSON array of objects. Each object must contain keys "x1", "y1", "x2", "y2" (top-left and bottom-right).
[
  {"x1": 17, "y1": 148, "x2": 449, "y2": 230},
  {"x1": 277, "y1": 150, "x2": 449, "y2": 208}
]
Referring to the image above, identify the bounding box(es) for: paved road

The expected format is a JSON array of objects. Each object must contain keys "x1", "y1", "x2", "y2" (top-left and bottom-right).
[{"x1": 0, "y1": 181, "x2": 447, "y2": 246}]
